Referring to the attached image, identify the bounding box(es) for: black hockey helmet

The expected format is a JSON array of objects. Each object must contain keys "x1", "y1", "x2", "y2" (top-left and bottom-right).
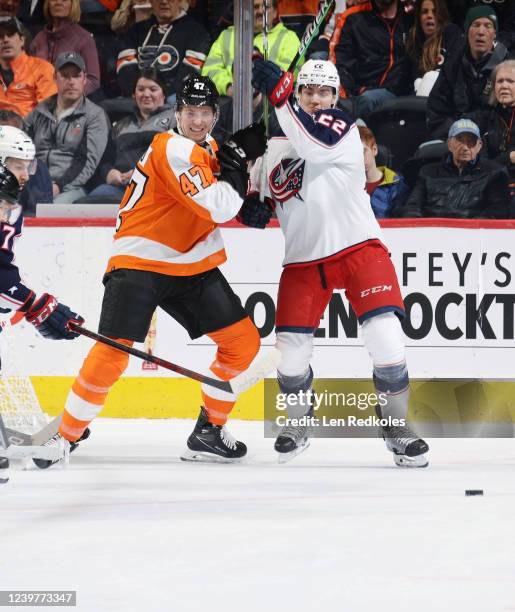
[
  {"x1": 0, "y1": 161, "x2": 20, "y2": 204},
  {"x1": 176, "y1": 74, "x2": 219, "y2": 112}
]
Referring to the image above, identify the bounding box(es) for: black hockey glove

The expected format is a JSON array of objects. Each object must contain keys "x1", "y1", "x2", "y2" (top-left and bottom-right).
[
  {"x1": 24, "y1": 293, "x2": 84, "y2": 340},
  {"x1": 229, "y1": 122, "x2": 267, "y2": 161},
  {"x1": 252, "y1": 58, "x2": 293, "y2": 107},
  {"x1": 237, "y1": 193, "x2": 274, "y2": 229},
  {"x1": 217, "y1": 141, "x2": 249, "y2": 198}
]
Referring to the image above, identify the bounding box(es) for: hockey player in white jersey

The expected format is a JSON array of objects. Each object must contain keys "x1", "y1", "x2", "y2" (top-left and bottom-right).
[
  {"x1": 0, "y1": 126, "x2": 85, "y2": 477},
  {"x1": 248, "y1": 58, "x2": 429, "y2": 467}
]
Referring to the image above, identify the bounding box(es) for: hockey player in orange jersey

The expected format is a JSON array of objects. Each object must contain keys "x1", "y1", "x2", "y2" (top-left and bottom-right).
[{"x1": 37, "y1": 75, "x2": 268, "y2": 466}]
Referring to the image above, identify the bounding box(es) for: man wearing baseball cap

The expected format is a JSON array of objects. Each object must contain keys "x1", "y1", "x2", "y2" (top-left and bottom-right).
[
  {"x1": 54, "y1": 50, "x2": 87, "y2": 73},
  {"x1": 24, "y1": 51, "x2": 110, "y2": 203},
  {"x1": 427, "y1": 6, "x2": 514, "y2": 140},
  {"x1": 399, "y1": 118, "x2": 510, "y2": 218},
  {"x1": 0, "y1": 16, "x2": 56, "y2": 116}
]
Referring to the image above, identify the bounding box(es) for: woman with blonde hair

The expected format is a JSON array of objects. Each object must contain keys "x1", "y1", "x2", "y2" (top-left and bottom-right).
[
  {"x1": 405, "y1": 0, "x2": 462, "y2": 96},
  {"x1": 474, "y1": 59, "x2": 515, "y2": 213},
  {"x1": 30, "y1": 0, "x2": 101, "y2": 95}
]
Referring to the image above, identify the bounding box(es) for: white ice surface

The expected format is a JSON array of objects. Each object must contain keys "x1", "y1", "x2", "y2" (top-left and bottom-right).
[{"x1": 1, "y1": 419, "x2": 515, "y2": 612}]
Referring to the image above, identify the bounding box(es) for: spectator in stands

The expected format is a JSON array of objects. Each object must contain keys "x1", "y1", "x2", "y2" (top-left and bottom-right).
[
  {"x1": 332, "y1": 0, "x2": 413, "y2": 121},
  {"x1": 30, "y1": 0, "x2": 101, "y2": 96},
  {"x1": 80, "y1": 0, "x2": 120, "y2": 12},
  {"x1": 276, "y1": 0, "x2": 318, "y2": 39},
  {"x1": 0, "y1": 0, "x2": 36, "y2": 41},
  {"x1": 447, "y1": 1, "x2": 514, "y2": 51},
  {"x1": 405, "y1": 0, "x2": 463, "y2": 96},
  {"x1": 202, "y1": 0, "x2": 299, "y2": 97},
  {"x1": 427, "y1": 6, "x2": 513, "y2": 140},
  {"x1": 0, "y1": 17, "x2": 56, "y2": 116},
  {"x1": 111, "y1": 0, "x2": 152, "y2": 34},
  {"x1": 399, "y1": 118, "x2": 510, "y2": 218},
  {"x1": 358, "y1": 124, "x2": 410, "y2": 217},
  {"x1": 475, "y1": 59, "x2": 515, "y2": 213},
  {"x1": 25, "y1": 51, "x2": 109, "y2": 203},
  {"x1": 309, "y1": 1, "x2": 371, "y2": 63},
  {"x1": 0, "y1": 109, "x2": 53, "y2": 213},
  {"x1": 0, "y1": 0, "x2": 19, "y2": 16},
  {"x1": 116, "y1": 0, "x2": 211, "y2": 102},
  {"x1": 80, "y1": 68, "x2": 174, "y2": 203},
  {"x1": 17, "y1": 0, "x2": 44, "y2": 32}
]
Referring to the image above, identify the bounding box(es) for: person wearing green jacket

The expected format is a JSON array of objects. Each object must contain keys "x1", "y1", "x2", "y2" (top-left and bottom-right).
[{"x1": 202, "y1": 0, "x2": 301, "y2": 97}]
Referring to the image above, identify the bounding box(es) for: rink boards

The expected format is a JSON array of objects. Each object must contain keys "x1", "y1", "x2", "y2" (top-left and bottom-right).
[{"x1": 7, "y1": 218, "x2": 515, "y2": 422}]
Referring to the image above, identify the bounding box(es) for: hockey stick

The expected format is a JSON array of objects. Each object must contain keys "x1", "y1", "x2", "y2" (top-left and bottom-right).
[
  {"x1": 0, "y1": 411, "x2": 9, "y2": 451},
  {"x1": 286, "y1": 0, "x2": 335, "y2": 73},
  {"x1": 261, "y1": 0, "x2": 270, "y2": 136},
  {"x1": 0, "y1": 312, "x2": 64, "y2": 457},
  {"x1": 256, "y1": 0, "x2": 335, "y2": 125},
  {"x1": 69, "y1": 323, "x2": 281, "y2": 395},
  {"x1": 260, "y1": 0, "x2": 270, "y2": 202},
  {"x1": 0, "y1": 412, "x2": 64, "y2": 460}
]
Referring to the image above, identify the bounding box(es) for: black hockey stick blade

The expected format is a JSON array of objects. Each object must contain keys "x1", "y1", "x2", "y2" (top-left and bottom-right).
[{"x1": 69, "y1": 324, "x2": 281, "y2": 395}]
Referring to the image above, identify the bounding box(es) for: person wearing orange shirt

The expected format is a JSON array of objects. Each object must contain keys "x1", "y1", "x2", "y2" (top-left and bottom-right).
[
  {"x1": 0, "y1": 17, "x2": 56, "y2": 117},
  {"x1": 277, "y1": 0, "x2": 320, "y2": 38},
  {"x1": 36, "y1": 74, "x2": 267, "y2": 467}
]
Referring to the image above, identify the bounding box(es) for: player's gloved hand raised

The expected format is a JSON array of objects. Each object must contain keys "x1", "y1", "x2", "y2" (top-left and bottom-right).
[
  {"x1": 24, "y1": 293, "x2": 84, "y2": 340},
  {"x1": 252, "y1": 58, "x2": 293, "y2": 107},
  {"x1": 229, "y1": 122, "x2": 267, "y2": 161},
  {"x1": 237, "y1": 193, "x2": 274, "y2": 229}
]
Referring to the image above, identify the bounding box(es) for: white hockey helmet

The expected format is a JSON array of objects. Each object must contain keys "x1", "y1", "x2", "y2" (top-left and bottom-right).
[
  {"x1": 295, "y1": 60, "x2": 340, "y2": 100},
  {"x1": 0, "y1": 125, "x2": 36, "y2": 163}
]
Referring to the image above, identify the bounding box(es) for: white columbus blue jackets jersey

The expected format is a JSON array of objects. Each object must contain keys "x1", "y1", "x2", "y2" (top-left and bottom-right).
[
  {"x1": 0, "y1": 206, "x2": 33, "y2": 312},
  {"x1": 251, "y1": 96, "x2": 384, "y2": 266}
]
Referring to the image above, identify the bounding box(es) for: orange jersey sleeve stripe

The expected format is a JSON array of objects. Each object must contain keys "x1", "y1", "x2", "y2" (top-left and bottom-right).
[{"x1": 111, "y1": 131, "x2": 242, "y2": 277}]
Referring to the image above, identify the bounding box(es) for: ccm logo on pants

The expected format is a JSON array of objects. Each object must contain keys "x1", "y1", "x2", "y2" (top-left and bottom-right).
[{"x1": 360, "y1": 285, "x2": 392, "y2": 298}]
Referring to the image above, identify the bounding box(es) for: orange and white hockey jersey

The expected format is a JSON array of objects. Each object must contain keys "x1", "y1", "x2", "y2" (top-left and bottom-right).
[{"x1": 107, "y1": 130, "x2": 244, "y2": 276}]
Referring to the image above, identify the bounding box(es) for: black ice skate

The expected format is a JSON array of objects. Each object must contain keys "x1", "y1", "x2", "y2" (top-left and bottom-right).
[
  {"x1": 380, "y1": 423, "x2": 429, "y2": 468},
  {"x1": 0, "y1": 456, "x2": 9, "y2": 483},
  {"x1": 181, "y1": 407, "x2": 247, "y2": 463},
  {"x1": 275, "y1": 408, "x2": 314, "y2": 463},
  {"x1": 33, "y1": 427, "x2": 91, "y2": 469}
]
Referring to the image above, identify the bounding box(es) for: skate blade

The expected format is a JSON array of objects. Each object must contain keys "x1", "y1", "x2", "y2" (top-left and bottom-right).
[
  {"x1": 180, "y1": 448, "x2": 245, "y2": 464},
  {"x1": 277, "y1": 439, "x2": 310, "y2": 464},
  {"x1": 393, "y1": 453, "x2": 429, "y2": 468}
]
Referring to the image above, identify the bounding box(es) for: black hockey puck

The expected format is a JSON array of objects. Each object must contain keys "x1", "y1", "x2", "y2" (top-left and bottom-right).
[{"x1": 465, "y1": 489, "x2": 484, "y2": 496}]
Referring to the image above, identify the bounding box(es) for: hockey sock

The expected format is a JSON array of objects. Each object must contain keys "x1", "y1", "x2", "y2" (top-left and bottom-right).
[
  {"x1": 201, "y1": 317, "x2": 260, "y2": 425},
  {"x1": 277, "y1": 366, "x2": 314, "y2": 418},
  {"x1": 60, "y1": 339, "x2": 132, "y2": 441},
  {"x1": 373, "y1": 360, "x2": 409, "y2": 420}
]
